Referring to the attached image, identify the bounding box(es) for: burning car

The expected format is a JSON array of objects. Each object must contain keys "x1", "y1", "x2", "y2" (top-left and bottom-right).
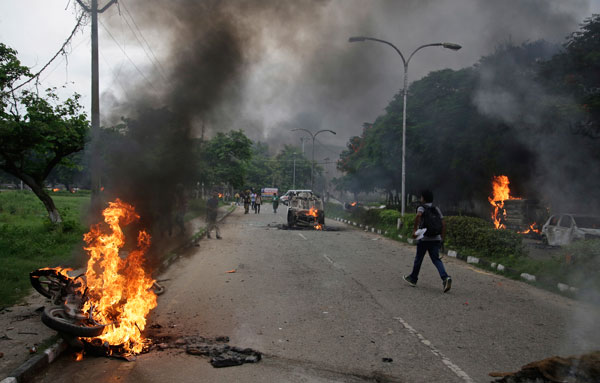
[
  {"x1": 287, "y1": 191, "x2": 325, "y2": 229},
  {"x1": 280, "y1": 189, "x2": 312, "y2": 205},
  {"x1": 541, "y1": 214, "x2": 600, "y2": 246}
]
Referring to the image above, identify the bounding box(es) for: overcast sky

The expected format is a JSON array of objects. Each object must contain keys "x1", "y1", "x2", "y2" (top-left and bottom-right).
[{"x1": 1, "y1": 0, "x2": 599, "y2": 156}]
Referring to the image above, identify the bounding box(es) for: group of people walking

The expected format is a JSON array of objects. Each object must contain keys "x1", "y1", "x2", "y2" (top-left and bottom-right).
[{"x1": 236, "y1": 190, "x2": 280, "y2": 214}]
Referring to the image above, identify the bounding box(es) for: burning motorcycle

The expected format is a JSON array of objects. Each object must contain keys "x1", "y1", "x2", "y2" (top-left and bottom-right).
[{"x1": 30, "y1": 267, "x2": 164, "y2": 341}]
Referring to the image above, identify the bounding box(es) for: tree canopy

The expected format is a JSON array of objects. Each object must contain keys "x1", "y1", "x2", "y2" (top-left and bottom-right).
[
  {"x1": 0, "y1": 43, "x2": 89, "y2": 223},
  {"x1": 335, "y1": 15, "x2": 600, "y2": 214}
]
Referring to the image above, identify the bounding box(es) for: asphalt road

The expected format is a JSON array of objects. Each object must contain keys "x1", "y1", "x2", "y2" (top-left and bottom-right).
[{"x1": 32, "y1": 206, "x2": 600, "y2": 382}]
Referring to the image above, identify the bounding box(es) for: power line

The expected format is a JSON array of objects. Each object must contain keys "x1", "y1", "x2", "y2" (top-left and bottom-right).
[
  {"x1": 119, "y1": 0, "x2": 168, "y2": 80},
  {"x1": 11, "y1": 12, "x2": 86, "y2": 92},
  {"x1": 99, "y1": 49, "x2": 134, "y2": 101},
  {"x1": 39, "y1": 36, "x2": 88, "y2": 84},
  {"x1": 98, "y1": 19, "x2": 158, "y2": 92}
]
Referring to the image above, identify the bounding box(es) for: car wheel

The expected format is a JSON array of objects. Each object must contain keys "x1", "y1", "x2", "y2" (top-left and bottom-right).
[
  {"x1": 541, "y1": 235, "x2": 548, "y2": 245},
  {"x1": 287, "y1": 212, "x2": 296, "y2": 228}
]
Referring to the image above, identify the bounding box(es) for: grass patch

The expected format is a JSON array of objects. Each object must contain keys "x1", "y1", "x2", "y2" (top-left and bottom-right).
[{"x1": 0, "y1": 190, "x2": 89, "y2": 307}]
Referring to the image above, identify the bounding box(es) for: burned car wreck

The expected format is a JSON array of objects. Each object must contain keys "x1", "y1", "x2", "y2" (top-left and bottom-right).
[
  {"x1": 541, "y1": 214, "x2": 600, "y2": 246},
  {"x1": 286, "y1": 191, "x2": 325, "y2": 229}
]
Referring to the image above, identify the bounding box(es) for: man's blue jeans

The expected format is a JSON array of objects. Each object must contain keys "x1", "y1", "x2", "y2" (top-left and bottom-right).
[{"x1": 408, "y1": 240, "x2": 449, "y2": 282}]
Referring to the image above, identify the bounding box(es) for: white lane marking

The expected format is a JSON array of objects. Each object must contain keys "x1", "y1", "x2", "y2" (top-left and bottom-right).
[
  {"x1": 298, "y1": 233, "x2": 308, "y2": 240},
  {"x1": 393, "y1": 316, "x2": 475, "y2": 383},
  {"x1": 323, "y1": 254, "x2": 334, "y2": 264}
]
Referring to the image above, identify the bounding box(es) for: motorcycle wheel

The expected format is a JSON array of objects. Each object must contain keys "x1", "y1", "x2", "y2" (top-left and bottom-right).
[
  {"x1": 30, "y1": 269, "x2": 71, "y2": 299},
  {"x1": 41, "y1": 306, "x2": 106, "y2": 337}
]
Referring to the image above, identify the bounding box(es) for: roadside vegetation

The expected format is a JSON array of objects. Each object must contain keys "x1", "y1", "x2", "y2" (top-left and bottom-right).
[
  {"x1": 326, "y1": 203, "x2": 598, "y2": 297},
  {"x1": 0, "y1": 190, "x2": 89, "y2": 307}
]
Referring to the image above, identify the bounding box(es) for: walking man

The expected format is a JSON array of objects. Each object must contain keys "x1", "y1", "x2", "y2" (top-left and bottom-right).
[
  {"x1": 206, "y1": 191, "x2": 222, "y2": 239},
  {"x1": 272, "y1": 193, "x2": 279, "y2": 213},
  {"x1": 254, "y1": 192, "x2": 262, "y2": 214},
  {"x1": 243, "y1": 190, "x2": 251, "y2": 214},
  {"x1": 403, "y1": 190, "x2": 451, "y2": 292}
]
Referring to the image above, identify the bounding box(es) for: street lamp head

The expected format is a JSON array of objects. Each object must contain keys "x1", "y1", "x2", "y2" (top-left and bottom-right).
[
  {"x1": 348, "y1": 36, "x2": 366, "y2": 43},
  {"x1": 442, "y1": 42, "x2": 462, "y2": 51}
]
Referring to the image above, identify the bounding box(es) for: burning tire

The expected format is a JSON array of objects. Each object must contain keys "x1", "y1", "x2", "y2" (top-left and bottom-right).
[{"x1": 41, "y1": 306, "x2": 105, "y2": 338}]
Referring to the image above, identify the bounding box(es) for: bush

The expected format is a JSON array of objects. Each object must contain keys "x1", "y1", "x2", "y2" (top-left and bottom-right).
[
  {"x1": 445, "y1": 216, "x2": 525, "y2": 260},
  {"x1": 325, "y1": 203, "x2": 525, "y2": 261}
]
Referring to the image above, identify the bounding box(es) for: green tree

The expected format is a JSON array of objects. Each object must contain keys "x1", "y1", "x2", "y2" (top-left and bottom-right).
[
  {"x1": 203, "y1": 130, "x2": 253, "y2": 189},
  {"x1": 0, "y1": 43, "x2": 89, "y2": 223}
]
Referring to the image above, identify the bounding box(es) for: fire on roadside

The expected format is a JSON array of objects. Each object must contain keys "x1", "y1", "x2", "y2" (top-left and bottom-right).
[
  {"x1": 82, "y1": 198, "x2": 157, "y2": 355},
  {"x1": 52, "y1": 188, "x2": 60, "y2": 192},
  {"x1": 350, "y1": 202, "x2": 357, "y2": 207},
  {"x1": 218, "y1": 193, "x2": 223, "y2": 198},
  {"x1": 518, "y1": 222, "x2": 541, "y2": 235},
  {"x1": 488, "y1": 175, "x2": 521, "y2": 229}
]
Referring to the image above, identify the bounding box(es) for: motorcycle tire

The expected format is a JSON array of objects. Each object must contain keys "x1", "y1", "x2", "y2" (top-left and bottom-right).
[
  {"x1": 41, "y1": 306, "x2": 105, "y2": 338},
  {"x1": 30, "y1": 269, "x2": 71, "y2": 299}
]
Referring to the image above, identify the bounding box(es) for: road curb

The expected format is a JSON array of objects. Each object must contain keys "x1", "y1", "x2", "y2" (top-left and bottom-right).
[
  {"x1": 332, "y1": 216, "x2": 581, "y2": 294},
  {"x1": 2, "y1": 340, "x2": 66, "y2": 383}
]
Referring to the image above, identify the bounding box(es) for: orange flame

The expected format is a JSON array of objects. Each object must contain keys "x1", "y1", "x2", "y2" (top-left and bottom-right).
[
  {"x1": 82, "y1": 199, "x2": 156, "y2": 355},
  {"x1": 52, "y1": 188, "x2": 60, "y2": 192},
  {"x1": 308, "y1": 206, "x2": 319, "y2": 217},
  {"x1": 314, "y1": 224, "x2": 323, "y2": 230},
  {"x1": 488, "y1": 175, "x2": 521, "y2": 229},
  {"x1": 518, "y1": 222, "x2": 541, "y2": 235},
  {"x1": 218, "y1": 193, "x2": 223, "y2": 198},
  {"x1": 350, "y1": 202, "x2": 357, "y2": 207}
]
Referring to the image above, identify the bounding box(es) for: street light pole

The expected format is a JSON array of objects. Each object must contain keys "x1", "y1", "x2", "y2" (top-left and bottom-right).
[
  {"x1": 291, "y1": 129, "x2": 336, "y2": 191},
  {"x1": 292, "y1": 155, "x2": 296, "y2": 190},
  {"x1": 348, "y1": 36, "x2": 461, "y2": 216}
]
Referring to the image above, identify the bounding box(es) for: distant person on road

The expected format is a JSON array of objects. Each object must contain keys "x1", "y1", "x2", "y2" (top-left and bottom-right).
[
  {"x1": 403, "y1": 190, "x2": 451, "y2": 293},
  {"x1": 234, "y1": 192, "x2": 240, "y2": 206},
  {"x1": 251, "y1": 192, "x2": 256, "y2": 211},
  {"x1": 243, "y1": 190, "x2": 251, "y2": 214},
  {"x1": 206, "y1": 191, "x2": 222, "y2": 239},
  {"x1": 254, "y1": 192, "x2": 262, "y2": 214},
  {"x1": 272, "y1": 193, "x2": 279, "y2": 213}
]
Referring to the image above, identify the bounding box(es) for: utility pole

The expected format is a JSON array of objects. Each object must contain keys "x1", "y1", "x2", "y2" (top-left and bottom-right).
[{"x1": 76, "y1": 0, "x2": 118, "y2": 210}]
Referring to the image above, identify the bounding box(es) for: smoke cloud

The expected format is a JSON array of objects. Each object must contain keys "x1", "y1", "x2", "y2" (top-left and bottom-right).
[{"x1": 95, "y1": 0, "x2": 598, "y2": 243}]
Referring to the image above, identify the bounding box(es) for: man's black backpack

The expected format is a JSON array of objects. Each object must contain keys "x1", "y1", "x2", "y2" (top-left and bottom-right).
[{"x1": 420, "y1": 205, "x2": 443, "y2": 237}]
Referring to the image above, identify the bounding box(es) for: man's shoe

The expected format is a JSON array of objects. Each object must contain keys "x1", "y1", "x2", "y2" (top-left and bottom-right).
[
  {"x1": 403, "y1": 275, "x2": 416, "y2": 287},
  {"x1": 443, "y1": 277, "x2": 452, "y2": 293},
  {"x1": 216, "y1": 236, "x2": 222, "y2": 240}
]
